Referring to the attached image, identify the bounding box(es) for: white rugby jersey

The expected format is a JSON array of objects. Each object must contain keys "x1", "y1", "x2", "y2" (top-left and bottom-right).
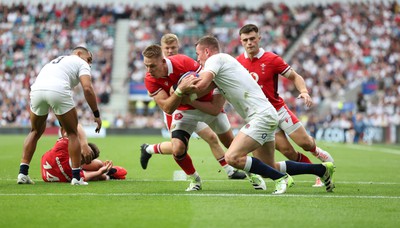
[
  {"x1": 203, "y1": 53, "x2": 273, "y2": 121},
  {"x1": 31, "y1": 55, "x2": 91, "y2": 93}
]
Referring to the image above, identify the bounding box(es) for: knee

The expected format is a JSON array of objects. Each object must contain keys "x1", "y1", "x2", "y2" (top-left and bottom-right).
[
  {"x1": 171, "y1": 140, "x2": 187, "y2": 156},
  {"x1": 224, "y1": 152, "x2": 240, "y2": 167}
]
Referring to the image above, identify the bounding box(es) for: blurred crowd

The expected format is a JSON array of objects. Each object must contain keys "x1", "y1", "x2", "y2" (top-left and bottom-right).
[
  {"x1": 0, "y1": 2, "x2": 115, "y2": 127},
  {"x1": 1, "y1": 1, "x2": 400, "y2": 143}
]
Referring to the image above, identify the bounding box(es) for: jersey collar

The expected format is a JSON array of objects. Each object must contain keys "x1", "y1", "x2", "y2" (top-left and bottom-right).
[
  {"x1": 165, "y1": 58, "x2": 173, "y2": 77},
  {"x1": 244, "y1": 48, "x2": 265, "y2": 59}
]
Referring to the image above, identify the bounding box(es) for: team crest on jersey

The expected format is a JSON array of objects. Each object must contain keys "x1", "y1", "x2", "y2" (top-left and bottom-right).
[
  {"x1": 174, "y1": 113, "x2": 183, "y2": 120},
  {"x1": 245, "y1": 123, "x2": 250, "y2": 129},
  {"x1": 260, "y1": 63, "x2": 266, "y2": 72},
  {"x1": 164, "y1": 81, "x2": 169, "y2": 86}
]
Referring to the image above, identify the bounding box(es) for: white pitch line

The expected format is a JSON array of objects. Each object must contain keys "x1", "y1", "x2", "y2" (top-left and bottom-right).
[
  {"x1": 1, "y1": 178, "x2": 399, "y2": 185},
  {"x1": 0, "y1": 192, "x2": 399, "y2": 199}
]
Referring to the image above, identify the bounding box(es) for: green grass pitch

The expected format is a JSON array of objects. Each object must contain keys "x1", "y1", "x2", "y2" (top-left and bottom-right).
[{"x1": 0, "y1": 134, "x2": 399, "y2": 227}]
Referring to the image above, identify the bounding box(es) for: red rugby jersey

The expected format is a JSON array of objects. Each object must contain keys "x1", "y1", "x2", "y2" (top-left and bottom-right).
[
  {"x1": 144, "y1": 54, "x2": 212, "y2": 110},
  {"x1": 236, "y1": 49, "x2": 291, "y2": 110},
  {"x1": 41, "y1": 137, "x2": 84, "y2": 182}
]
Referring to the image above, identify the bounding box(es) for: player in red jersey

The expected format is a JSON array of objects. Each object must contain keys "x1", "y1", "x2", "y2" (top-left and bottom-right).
[
  {"x1": 41, "y1": 124, "x2": 127, "y2": 182},
  {"x1": 236, "y1": 24, "x2": 334, "y2": 186},
  {"x1": 142, "y1": 44, "x2": 262, "y2": 191},
  {"x1": 140, "y1": 34, "x2": 246, "y2": 180}
]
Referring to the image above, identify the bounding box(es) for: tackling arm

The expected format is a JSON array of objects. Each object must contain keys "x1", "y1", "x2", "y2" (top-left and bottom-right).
[
  {"x1": 191, "y1": 70, "x2": 215, "y2": 98},
  {"x1": 190, "y1": 93, "x2": 225, "y2": 116}
]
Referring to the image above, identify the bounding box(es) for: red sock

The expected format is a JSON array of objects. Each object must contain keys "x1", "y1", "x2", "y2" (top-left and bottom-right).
[
  {"x1": 217, "y1": 156, "x2": 228, "y2": 167},
  {"x1": 153, "y1": 144, "x2": 162, "y2": 154},
  {"x1": 297, "y1": 152, "x2": 312, "y2": 164},
  {"x1": 174, "y1": 153, "x2": 196, "y2": 175}
]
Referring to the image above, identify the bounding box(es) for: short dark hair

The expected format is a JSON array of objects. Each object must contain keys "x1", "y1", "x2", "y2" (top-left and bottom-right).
[
  {"x1": 73, "y1": 46, "x2": 90, "y2": 53},
  {"x1": 73, "y1": 46, "x2": 92, "y2": 58},
  {"x1": 195, "y1": 35, "x2": 220, "y2": 52},
  {"x1": 239, "y1": 24, "x2": 259, "y2": 35},
  {"x1": 88, "y1": 142, "x2": 100, "y2": 159}
]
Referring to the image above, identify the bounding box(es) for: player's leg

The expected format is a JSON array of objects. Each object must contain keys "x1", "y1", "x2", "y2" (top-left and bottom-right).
[
  {"x1": 288, "y1": 126, "x2": 334, "y2": 162},
  {"x1": 216, "y1": 128, "x2": 234, "y2": 149},
  {"x1": 274, "y1": 130, "x2": 312, "y2": 163},
  {"x1": 18, "y1": 111, "x2": 48, "y2": 184},
  {"x1": 171, "y1": 130, "x2": 201, "y2": 191},
  {"x1": 278, "y1": 105, "x2": 334, "y2": 163},
  {"x1": 170, "y1": 110, "x2": 202, "y2": 191},
  {"x1": 18, "y1": 90, "x2": 49, "y2": 184},
  {"x1": 203, "y1": 113, "x2": 246, "y2": 179},
  {"x1": 56, "y1": 107, "x2": 86, "y2": 185},
  {"x1": 140, "y1": 112, "x2": 173, "y2": 169},
  {"x1": 277, "y1": 160, "x2": 335, "y2": 192},
  {"x1": 195, "y1": 123, "x2": 245, "y2": 179}
]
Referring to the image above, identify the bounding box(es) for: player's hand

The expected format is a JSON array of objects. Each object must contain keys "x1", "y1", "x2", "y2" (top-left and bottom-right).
[
  {"x1": 179, "y1": 75, "x2": 200, "y2": 94},
  {"x1": 297, "y1": 92, "x2": 313, "y2": 107},
  {"x1": 94, "y1": 117, "x2": 102, "y2": 133},
  {"x1": 81, "y1": 144, "x2": 93, "y2": 164},
  {"x1": 100, "y1": 160, "x2": 113, "y2": 174}
]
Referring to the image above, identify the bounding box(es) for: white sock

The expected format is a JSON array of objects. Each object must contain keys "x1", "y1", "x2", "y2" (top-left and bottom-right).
[
  {"x1": 243, "y1": 156, "x2": 252, "y2": 172},
  {"x1": 146, "y1": 144, "x2": 155, "y2": 154},
  {"x1": 278, "y1": 161, "x2": 286, "y2": 173},
  {"x1": 189, "y1": 171, "x2": 201, "y2": 181},
  {"x1": 223, "y1": 165, "x2": 235, "y2": 176}
]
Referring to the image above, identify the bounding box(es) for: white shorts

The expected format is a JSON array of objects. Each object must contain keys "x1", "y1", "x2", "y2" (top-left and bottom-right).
[
  {"x1": 30, "y1": 90, "x2": 75, "y2": 116},
  {"x1": 170, "y1": 109, "x2": 231, "y2": 135},
  {"x1": 276, "y1": 104, "x2": 302, "y2": 135},
  {"x1": 195, "y1": 112, "x2": 230, "y2": 134},
  {"x1": 240, "y1": 108, "x2": 278, "y2": 145}
]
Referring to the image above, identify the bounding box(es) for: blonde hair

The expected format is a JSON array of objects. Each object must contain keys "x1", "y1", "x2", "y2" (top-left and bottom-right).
[{"x1": 161, "y1": 33, "x2": 180, "y2": 45}]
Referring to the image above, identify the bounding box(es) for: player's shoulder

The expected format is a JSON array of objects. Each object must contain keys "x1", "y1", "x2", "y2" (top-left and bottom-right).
[
  {"x1": 262, "y1": 51, "x2": 279, "y2": 57},
  {"x1": 236, "y1": 53, "x2": 245, "y2": 60}
]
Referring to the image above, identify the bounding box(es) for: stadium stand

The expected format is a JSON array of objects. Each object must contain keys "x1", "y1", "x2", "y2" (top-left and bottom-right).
[{"x1": 1, "y1": 0, "x2": 399, "y2": 143}]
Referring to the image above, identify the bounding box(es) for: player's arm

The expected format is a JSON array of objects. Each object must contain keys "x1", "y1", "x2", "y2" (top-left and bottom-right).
[
  {"x1": 190, "y1": 70, "x2": 215, "y2": 98},
  {"x1": 77, "y1": 124, "x2": 93, "y2": 164},
  {"x1": 80, "y1": 75, "x2": 102, "y2": 132},
  {"x1": 152, "y1": 89, "x2": 183, "y2": 115},
  {"x1": 83, "y1": 160, "x2": 112, "y2": 181},
  {"x1": 285, "y1": 69, "x2": 313, "y2": 107},
  {"x1": 190, "y1": 93, "x2": 225, "y2": 116}
]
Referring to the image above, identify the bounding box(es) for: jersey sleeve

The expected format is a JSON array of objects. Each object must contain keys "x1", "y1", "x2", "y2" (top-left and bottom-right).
[
  {"x1": 78, "y1": 59, "x2": 92, "y2": 77},
  {"x1": 203, "y1": 54, "x2": 220, "y2": 77},
  {"x1": 271, "y1": 54, "x2": 291, "y2": 77}
]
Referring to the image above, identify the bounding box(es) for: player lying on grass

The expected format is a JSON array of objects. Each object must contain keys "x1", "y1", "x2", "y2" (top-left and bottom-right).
[{"x1": 41, "y1": 124, "x2": 127, "y2": 183}]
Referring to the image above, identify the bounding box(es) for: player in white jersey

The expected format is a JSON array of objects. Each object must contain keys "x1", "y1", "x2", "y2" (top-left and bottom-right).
[
  {"x1": 140, "y1": 34, "x2": 246, "y2": 180},
  {"x1": 185, "y1": 36, "x2": 336, "y2": 194},
  {"x1": 17, "y1": 46, "x2": 102, "y2": 186}
]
